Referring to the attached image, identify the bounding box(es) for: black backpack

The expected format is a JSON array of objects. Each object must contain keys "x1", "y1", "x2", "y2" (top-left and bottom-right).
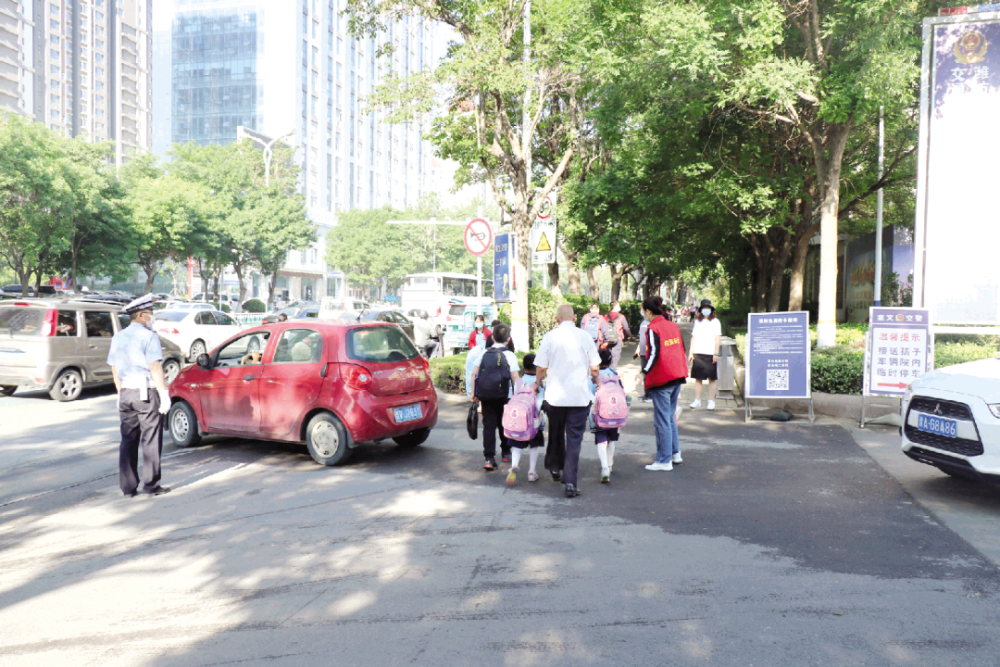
[{"x1": 475, "y1": 348, "x2": 511, "y2": 400}]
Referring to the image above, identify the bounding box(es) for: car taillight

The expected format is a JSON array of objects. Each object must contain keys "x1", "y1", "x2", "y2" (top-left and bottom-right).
[
  {"x1": 340, "y1": 363, "x2": 372, "y2": 391},
  {"x1": 418, "y1": 356, "x2": 430, "y2": 371},
  {"x1": 13, "y1": 302, "x2": 30, "y2": 306},
  {"x1": 435, "y1": 307, "x2": 441, "y2": 317},
  {"x1": 41, "y1": 309, "x2": 57, "y2": 336},
  {"x1": 158, "y1": 327, "x2": 180, "y2": 335}
]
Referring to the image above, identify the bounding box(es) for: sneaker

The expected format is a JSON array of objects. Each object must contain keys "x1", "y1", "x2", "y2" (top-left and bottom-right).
[
  {"x1": 501, "y1": 452, "x2": 512, "y2": 463},
  {"x1": 640, "y1": 396, "x2": 653, "y2": 403},
  {"x1": 528, "y1": 471, "x2": 539, "y2": 482},
  {"x1": 601, "y1": 467, "x2": 610, "y2": 484},
  {"x1": 689, "y1": 399, "x2": 702, "y2": 409},
  {"x1": 551, "y1": 470, "x2": 562, "y2": 482},
  {"x1": 707, "y1": 400, "x2": 716, "y2": 411},
  {"x1": 675, "y1": 405, "x2": 683, "y2": 421},
  {"x1": 645, "y1": 461, "x2": 674, "y2": 472},
  {"x1": 506, "y1": 467, "x2": 518, "y2": 486},
  {"x1": 672, "y1": 453, "x2": 683, "y2": 464},
  {"x1": 483, "y1": 457, "x2": 497, "y2": 471}
]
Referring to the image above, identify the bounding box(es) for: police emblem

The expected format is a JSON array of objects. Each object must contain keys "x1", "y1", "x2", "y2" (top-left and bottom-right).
[{"x1": 954, "y1": 29, "x2": 988, "y2": 65}]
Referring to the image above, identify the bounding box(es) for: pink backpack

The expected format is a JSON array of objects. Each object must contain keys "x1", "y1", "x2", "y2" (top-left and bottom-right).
[
  {"x1": 502, "y1": 380, "x2": 539, "y2": 441},
  {"x1": 593, "y1": 374, "x2": 629, "y2": 429}
]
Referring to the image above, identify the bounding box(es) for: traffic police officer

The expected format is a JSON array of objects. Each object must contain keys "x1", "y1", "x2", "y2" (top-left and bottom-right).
[{"x1": 107, "y1": 294, "x2": 171, "y2": 497}]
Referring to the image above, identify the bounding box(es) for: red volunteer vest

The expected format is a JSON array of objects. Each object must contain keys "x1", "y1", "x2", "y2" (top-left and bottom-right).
[{"x1": 644, "y1": 316, "x2": 688, "y2": 390}]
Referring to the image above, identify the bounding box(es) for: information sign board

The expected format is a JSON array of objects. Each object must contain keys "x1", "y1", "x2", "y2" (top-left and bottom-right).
[
  {"x1": 530, "y1": 193, "x2": 557, "y2": 265},
  {"x1": 746, "y1": 312, "x2": 811, "y2": 399},
  {"x1": 493, "y1": 233, "x2": 516, "y2": 303},
  {"x1": 864, "y1": 307, "x2": 933, "y2": 396}
]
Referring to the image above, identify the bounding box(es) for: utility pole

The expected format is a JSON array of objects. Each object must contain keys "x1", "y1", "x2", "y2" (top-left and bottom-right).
[
  {"x1": 263, "y1": 131, "x2": 294, "y2": 187},
  {"x1": 874, "y1": 106, "x2": 885, "y2": 307}
]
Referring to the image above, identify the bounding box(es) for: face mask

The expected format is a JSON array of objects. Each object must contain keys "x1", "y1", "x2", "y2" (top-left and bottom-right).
[
  {"x1": 701, "y1": 308, "x2": 712, "y2": 317},
  {"x1": 142, "y1": 314, "x2": 155, "y2": 330},
  {"x1": 476, "y1": 324, "x2": 483, "y2": 330}
]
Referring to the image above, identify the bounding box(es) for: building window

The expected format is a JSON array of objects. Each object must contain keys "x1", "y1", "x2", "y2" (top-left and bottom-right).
[
  {"x1": 50, "y1": 65, "x2": 59, "y2": 73},
  {"x1": 51, "y1": 110, "x2": 59, "y2": 118},
  {"x1": 95, "y1": 39, "x2": 103, "y2": 49},
  {"x1": 95, "y1": 67, "x2": 103, "y2": 76},
  {"x1": 50, "y1": 19, "x2": 59, "y2": 28},
  {"x1": 96, "y1": 109, "x2": 103, "y2": 117},
  {"x1": 50, "y1": 79, "x2": 59, "y2": 89},
  {"x1": 50, "y1": 4, "x2": 59, "y2": 13},
  {"x1": 51, "y1": 94, "x2": 59, "y2": 103},
  {"x1": 95, "y1": 95, "x2": 103, "y2": 104},
  {"x1": 50, "y1": 49, "x2": 58, "y2": 58},
  {"x1": 95, "y1": 53, "x2": 104, "y2": 62},
  {"x1": 312, "y1": 46, "x2": 318, "y2": 67},
  {"x1": 95, "y1": 11, "x2": 103, "y2": 21},
  {"x1": 95, "y1": 81, "x2": 103, "y2": 90},
  {"x1": 50, "y1": 35, "x2": 59, "y2": 45}
]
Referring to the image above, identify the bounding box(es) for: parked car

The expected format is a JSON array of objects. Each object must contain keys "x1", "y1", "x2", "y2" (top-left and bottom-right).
[
  {"x1": 0, "y1": 299, "x2": 185, "y2": 400},
  {"x1": 263, "y1": 302, "x2": 320, "y2": 324},
  {"x1": 153, "y1": 309, "x2": 243, "y2": 361},
  {"x1": 339, "y1": 309, "x2": 415, "y2": 342},
  {"x1": 167, "y1": 321, "x2": 438, "y2": 465},
  {"x1": 192, "y1": 293, "x2": 238, "y2": 309},
  {"x1": 901, "y1": 356, "x2": 1000, "y2": 482},
  {"x1": 318, "y1": 297, "x2": 371, "y2": 321},
  {"x1": 166, "y1": 302, "x2": 214, "y2": 311}
]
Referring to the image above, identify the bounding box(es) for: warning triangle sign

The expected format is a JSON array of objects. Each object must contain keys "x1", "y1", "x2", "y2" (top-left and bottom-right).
[{"x1": 535, "y1": 232, "x2": 552, "y2": 252}]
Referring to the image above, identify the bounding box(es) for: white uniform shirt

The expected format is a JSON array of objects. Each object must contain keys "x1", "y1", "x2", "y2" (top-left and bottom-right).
[
  {"x1": 691, "y1": 317, "x2": 722, "y2": 356},
  {"x1": 535, "y1": 321, "x2": 601, "y2": 407}
]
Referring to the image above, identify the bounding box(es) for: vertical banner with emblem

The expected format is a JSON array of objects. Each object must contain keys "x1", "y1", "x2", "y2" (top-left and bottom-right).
[
  {"x1": 493, "y1": 233, "x2": 516, "y2": 303},
  {"x1": 530, "y1": 193, "x2": 557, "y2": 265},
  {"x1": 864, "y1": 307, "x2": 933, "y2": 396}
]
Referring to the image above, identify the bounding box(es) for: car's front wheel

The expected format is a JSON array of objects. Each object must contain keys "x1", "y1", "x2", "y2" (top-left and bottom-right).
[
  {"x1": 0, "y1": 385, "x2": 16, "y2": 397},
  {"x1": 49, "y1": 368, "x2": 83, "y2": 402},
  {"x1": 393, "y1": 428, "x2": 431, "y2": 447},
  {"x1": 305, "y1": 412, "x2": 352, "y2": 466},
  {"x1": 189, "y1": 339, "x2": 207, "y2": 361},
  {"x1": 169, "y1": 400, "x2": 202, "y2": 448},
  {"x1": 162, "y1": 358, "x2": 181, "y2": 385}
]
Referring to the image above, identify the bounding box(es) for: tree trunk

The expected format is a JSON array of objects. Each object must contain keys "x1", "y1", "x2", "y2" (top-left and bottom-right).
[
  {"x1": 587, "y1": 266, "x2": 599, "y2": 299},
  {"x1": 787, "y1": 228, "x2": 816, "y2": 312},
  {"x1": 610, "y1": 264, "x2": 624, "y2": 303},
  {"x1": 817, "y1": 124, "x2": 852, "y2": 348},
  {"x1": 234, "y1": 263, "x2": 247, "y2": 311},
  {"x1": 565, "y1": 249, "x2": 582, "y2": 295},
  {"x1": 766, "y1": 237, "x2": 792, "y2": 313},
  {"x1": 141, "y1": 259, "x2": 157, "y2": 295},
  {"x1": 547, "y1": 261, "x2": 561, "y2": 299}
]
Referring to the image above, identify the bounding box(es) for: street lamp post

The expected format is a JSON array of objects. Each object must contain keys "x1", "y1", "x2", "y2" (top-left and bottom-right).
[{"x1": 263, "y1": 131, "x2": 294, "y2": 187}]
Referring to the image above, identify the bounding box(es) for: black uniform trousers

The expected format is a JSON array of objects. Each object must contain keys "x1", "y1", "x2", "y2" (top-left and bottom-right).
[
  {"x1": 544, "y1": 405, "x2": 590, "y2": 486},
  {"x1": 119, "y1": 388, "x2": 164, "y2": 495},
  {"x1": 479, "y1": 398, "x2": 510, "y2": 459}
]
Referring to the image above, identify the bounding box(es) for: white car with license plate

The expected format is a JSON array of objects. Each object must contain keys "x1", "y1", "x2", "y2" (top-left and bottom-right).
[
  {"x1": 901, "y1": 357, "x2": 1000, "y2": 482},
  {"x1": 154, "y1": 309, "x2": 243, "y2": 361}
]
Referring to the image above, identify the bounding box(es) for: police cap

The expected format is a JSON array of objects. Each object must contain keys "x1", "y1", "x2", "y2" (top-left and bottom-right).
[{"x1": 124, "y1": 294, "x2": 158, "y2": 315}]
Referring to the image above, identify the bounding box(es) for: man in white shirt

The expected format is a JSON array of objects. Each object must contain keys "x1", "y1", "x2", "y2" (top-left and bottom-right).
[{"x1": 535, "y1": 304, "x2": 601, "y2": 498}]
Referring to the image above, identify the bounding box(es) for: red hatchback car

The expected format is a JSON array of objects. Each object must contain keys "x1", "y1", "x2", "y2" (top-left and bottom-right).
[{"x1": 167, "y1": 321, "x2": 438, "y2": 465}]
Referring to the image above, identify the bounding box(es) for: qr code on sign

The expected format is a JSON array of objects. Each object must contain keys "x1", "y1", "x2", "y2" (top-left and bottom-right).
[{"x1": 766, "y1": 369, "x2": 789, "y2": 391}]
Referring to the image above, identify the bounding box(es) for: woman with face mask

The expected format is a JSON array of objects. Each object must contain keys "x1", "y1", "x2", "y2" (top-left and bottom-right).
[
  {"x1": 688, "y1": 299, "x2": 722, "y2": 410},
  {"x1": 467, "y1": 315, "x2": 491, "y2": 351}
]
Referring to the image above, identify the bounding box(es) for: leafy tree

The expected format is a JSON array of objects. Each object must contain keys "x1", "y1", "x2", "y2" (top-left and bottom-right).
[{"x1": 0, "y1": 116, "x2": 74, "y2": 296}]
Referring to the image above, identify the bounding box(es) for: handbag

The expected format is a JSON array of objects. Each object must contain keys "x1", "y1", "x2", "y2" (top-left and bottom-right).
[{"x1": 466, "y1": 402, "x2": 479, "y2": 440}]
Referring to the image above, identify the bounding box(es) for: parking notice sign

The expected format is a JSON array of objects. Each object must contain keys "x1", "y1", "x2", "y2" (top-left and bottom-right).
[
  {"x1": 864, "y1": 307, "x2": 933, "y2": 396},
  {"x1": 746, "y1": 312, "x2": 811, "y2": 399}
]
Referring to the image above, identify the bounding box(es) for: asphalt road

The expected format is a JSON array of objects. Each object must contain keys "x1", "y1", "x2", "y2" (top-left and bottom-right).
[{"x1": 2, "y1": 381, "x2": 1000, "y2": 666}]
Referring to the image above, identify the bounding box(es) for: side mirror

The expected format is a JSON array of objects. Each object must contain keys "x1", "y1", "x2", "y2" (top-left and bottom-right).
[{"x1": 196, "y1": 354, "x2": 212, "y2": 369}]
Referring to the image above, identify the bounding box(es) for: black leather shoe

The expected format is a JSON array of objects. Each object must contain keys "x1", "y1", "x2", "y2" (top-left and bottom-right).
[
  {"x1": 564, "y1": 484, "x2": 581, "y2": 498},
  {"x1": 551, "y1": 470, "x2": 561, "y2": 482},
  {"x1": 142, "y1": 486, "x2": 171, "y2": 496},
  {"x1": 124, "y1": 490, "x2": 138, "y2": 498}
]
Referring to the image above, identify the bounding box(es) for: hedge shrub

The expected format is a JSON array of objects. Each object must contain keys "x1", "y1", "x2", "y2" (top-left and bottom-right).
[
  {"x1": 936, "y1": 341, "x2": 999, "y2": 368},
  {"x1": 429, "y1": 351, "x2": 528, "y2": 394},
  {"x1": 811, "y1": 346, "x2": 865, "y2": 395},
  {"x1": 243, "y1": 298, "x2": 266, "y2": 313}
]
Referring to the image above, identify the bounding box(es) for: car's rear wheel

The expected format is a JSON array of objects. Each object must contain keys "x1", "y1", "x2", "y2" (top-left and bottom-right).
[
  {"x1": 0, "y1": 385, "x2": 16, "y2": 397},
  {"x1": 306, "y1": 412, "x2": 351, "y2": 466},
  {"x1": 393, "y1": 428, "x2": 431, "y2": 447},
  {"x1": 49, "y1": 369, "x2": 83, "y2": 402},
  {"x1": 169, "y1": 401, "x2": 202, "y2": 448},
  {"x1": 162, "y1": 358, "x2": 181, "y2": 385},
  {"x1": 189, "y1": 339, "x2": 207, "y2": 361}
]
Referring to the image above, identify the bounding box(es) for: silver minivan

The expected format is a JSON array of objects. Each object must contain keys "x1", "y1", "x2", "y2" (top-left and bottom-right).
[{"x1": 0, "y1": 298, "x2": 185, "y2": 401}]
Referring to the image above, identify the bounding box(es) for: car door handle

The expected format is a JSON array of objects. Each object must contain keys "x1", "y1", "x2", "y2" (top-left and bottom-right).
[
  {"x1": 243, "y1": 375, "x2": 255, "y2": 382},
  {"x1": 89, "y1": 345, "x2": 99, "y2": 349}
]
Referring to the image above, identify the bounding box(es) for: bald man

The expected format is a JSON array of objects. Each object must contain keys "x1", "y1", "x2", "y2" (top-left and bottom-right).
[{"x1": 534, "y1": 304, "x2": 601, "y2": 498}]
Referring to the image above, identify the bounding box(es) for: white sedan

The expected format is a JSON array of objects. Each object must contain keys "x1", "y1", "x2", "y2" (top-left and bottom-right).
[
  {"x1": 901, "y1": 356, "x2": 1000, "y2": 482},
  {"x1": 154, "y1": 309, "x2": 243, "y2": 361}
]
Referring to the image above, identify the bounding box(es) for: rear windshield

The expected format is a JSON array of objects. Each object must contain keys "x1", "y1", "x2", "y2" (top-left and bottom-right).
[
  {"x1": 449, "y1": 305, "x2": 466, "y2": 316},
  {"x1": 0, "y1": 307, "x2": 45, "y2": 336},
  {"x1": 347, "y1": 326, "x2": 419, "y2": 363},
  {"x1": 155, "y1": 311, "x2": 189, "y2": 322}
]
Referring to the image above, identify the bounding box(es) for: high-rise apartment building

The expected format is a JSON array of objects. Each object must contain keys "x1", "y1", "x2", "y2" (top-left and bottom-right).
[
  {"x1": 0, "y1": 0, "x2": 152, "y2": 163},
  {"x1": 153, "y1": 0, "x2": 441, "y2": 302}
]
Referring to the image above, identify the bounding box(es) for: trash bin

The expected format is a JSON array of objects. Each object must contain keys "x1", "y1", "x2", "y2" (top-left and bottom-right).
[{"x1": 717, "y1": 337, "x2": 737, "y2": 392}]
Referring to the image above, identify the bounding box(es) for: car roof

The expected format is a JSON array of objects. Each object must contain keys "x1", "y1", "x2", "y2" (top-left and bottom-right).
[
  {"x1": 0, "y1": 297, "x2": 123, "y2": 310},
  {"x1": 237, "y1": 320, "x2": 398, "y2": 336}
]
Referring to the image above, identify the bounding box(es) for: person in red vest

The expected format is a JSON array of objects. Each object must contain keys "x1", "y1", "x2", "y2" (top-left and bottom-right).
[
  {"x1": 640, "y1": 296, "x2": 688, "y2": 471},
  {"x1": 468, "y1": 314, "x2": 491, "y2": 350}
]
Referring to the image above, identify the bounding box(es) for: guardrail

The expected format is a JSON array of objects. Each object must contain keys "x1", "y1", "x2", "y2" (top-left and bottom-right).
[{"x1": 231, "y1": 313, "x2": 265, "y2": 327}]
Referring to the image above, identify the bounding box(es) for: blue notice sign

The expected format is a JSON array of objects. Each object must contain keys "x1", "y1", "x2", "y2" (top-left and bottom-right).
[
  {"x1": 746, "y1": 311, "x2": 811, "y2": 399},
  {"x1": 494, "y1": 233, "x2": 513, "y2": 303}
]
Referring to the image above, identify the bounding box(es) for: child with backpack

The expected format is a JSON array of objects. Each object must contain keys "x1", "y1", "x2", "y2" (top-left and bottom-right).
[
  {"x1": 502, "y1": 353, "x2": 546, "y2": 486},
  {"x1": 472, "y1": 324, "x2": 519, "y2": 471},
  {"x1": 590, "y1": 348, "x2": 629, "y2": 483}
]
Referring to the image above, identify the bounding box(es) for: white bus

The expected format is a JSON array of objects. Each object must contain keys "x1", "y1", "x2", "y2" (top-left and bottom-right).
[{"x1": 400, "y1": 272, "x2": 493, "y2": 336}]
